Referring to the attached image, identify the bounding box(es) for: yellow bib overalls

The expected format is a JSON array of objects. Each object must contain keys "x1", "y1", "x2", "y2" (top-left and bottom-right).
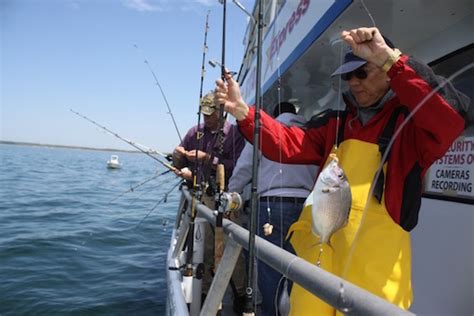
[{"x1": 287, "y1": 139, "x2": 413, "y2": 315}]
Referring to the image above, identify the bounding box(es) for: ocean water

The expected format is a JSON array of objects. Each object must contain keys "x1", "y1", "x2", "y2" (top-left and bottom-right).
[{"x1": 0, "y1": 144, "x2": 181, "y2": 316}]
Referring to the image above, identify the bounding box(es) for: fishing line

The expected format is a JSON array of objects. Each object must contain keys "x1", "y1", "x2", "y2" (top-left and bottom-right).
[
  {"x1": 70, "y1": 109, "x2": 174, "y2": 171},
  {"x1": 273, "y1": 7, "x2": 285, "y2": 259},
  {"x1": 360, "y1": 0, "x2": 376, "y2": 27},
  {"x1": 335, "y1": 0, "x2": 375, "y2": 149},
  {"x1": 76, "y1": 179, "x2": 180, "y2": 251},
  {"x1": 133, "y1": 44, "x2": 183, "y2": 143},
  {"x1": 75, "y1": 175, "x2": 175, "y2": 249},
  {"x1": 334, "y1": 40, "x2": 346, "y2": 149},
  {"x1": 233, "y1": 0, "x2": 257, "y2": 82},
  {"x1": 336, "y1": 0, "x2": 376, "y2": 277},
  {"x1": 127, "y1": 176, "x2": 175, "y2": 207},
  {"x1": 341, "y1": 62, "x2": 473, "y2": 279},
  {"x1": 134, "y1": 180, "x2": 182, "y2": 230},
  {"x1": 108, "y1": 169, "x2": 172, "y2": 203}
]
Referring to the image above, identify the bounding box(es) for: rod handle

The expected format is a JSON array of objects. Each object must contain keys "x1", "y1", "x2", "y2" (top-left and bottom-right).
[{"x1": 216, "y1": 163, "x2": 225, "y2": 191}]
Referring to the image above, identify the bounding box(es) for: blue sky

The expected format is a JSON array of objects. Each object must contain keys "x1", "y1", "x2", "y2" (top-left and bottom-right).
[{"x1": 1, "y1": 0, "x2": 253, "y2": 152}]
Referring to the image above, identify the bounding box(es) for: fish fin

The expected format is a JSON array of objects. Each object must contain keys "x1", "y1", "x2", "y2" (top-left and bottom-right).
[{"x1": 344, "y1": 205, "x2": 351, "y2": 226}]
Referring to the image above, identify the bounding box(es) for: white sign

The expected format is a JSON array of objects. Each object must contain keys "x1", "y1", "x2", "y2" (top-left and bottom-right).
[
  {"x1": 240, "y1": 0, "x2": 338, "y2": 103},
  {"x1": 424, "y1": 135, "x2": 474, "y2": 200}
]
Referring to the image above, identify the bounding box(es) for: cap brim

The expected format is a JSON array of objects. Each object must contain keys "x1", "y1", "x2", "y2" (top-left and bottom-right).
[
  {"x1": 201, "y1": 106, "x2": 216, "y2": 115},
  {"x1": 331, "y1": 60, "x2": 367, "y2": 77}
]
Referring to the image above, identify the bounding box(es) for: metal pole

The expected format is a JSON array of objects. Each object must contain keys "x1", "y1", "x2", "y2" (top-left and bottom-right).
[{"x1": 244, "y1": 0, "x2": 264, "y2": 314}]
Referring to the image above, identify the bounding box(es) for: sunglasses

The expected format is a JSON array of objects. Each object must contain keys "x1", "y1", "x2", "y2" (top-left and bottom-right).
[{"x1": 341, "y1": 67, "x2": 368, "y2": 81}]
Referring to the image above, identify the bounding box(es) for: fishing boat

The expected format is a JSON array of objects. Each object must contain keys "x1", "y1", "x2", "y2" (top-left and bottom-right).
[
  {"x1": 167, "y1": 0, "x2": 473, "y2": 315},
  {"x1": 107, "y1": 155, "x2": 122, "y2": 169}
]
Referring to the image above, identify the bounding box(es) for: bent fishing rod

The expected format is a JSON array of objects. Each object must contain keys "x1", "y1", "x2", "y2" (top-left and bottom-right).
[
  {"x1": 134, "y1": 44, "x2": 183, "y2": 143},
  {"x1": 183, "y1": 10, "x2": 211, "y2": 298},
  {"x1": 244, "y1": 0, "x2": 264, "y2": 314},
  {"x1": 70, "y1": 109, "x2": 174, "y2": 171}
]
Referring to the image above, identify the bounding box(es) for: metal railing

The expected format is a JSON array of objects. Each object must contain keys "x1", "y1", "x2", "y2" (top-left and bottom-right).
[{"x1": 167, "y1": 188, "x2": 414, "y2": 316}]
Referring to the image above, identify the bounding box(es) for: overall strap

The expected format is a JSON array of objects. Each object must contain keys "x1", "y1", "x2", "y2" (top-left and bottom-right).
[
  {"x1": 373, "y1": 106, "x2": 406, "y2": 203},
  {"x1": 336, "y1": 111, "x2": 348, "y2": 147}
]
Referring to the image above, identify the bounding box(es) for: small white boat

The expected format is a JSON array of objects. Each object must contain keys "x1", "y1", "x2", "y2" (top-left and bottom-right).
[{"x1": 106, "y1": 155, "x2": 121, "y2": 169}]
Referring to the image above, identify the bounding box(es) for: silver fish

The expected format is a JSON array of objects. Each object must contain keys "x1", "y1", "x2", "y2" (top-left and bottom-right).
[{"x1": 311, "y1": 155, "x2": 351, "y2": 245}]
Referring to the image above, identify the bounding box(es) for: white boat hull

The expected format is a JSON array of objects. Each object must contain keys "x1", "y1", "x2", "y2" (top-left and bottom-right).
[{"x1": 107, "y1": 161, "x2": 121, "y2": 169}]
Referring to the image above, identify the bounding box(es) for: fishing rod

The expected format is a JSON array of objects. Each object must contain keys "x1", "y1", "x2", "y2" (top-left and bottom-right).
[
  {"x1": 70, "y1": 109, "x2": 175, "y2": 171},
  {"x1": 183, "y1": 10, "x2": 211, "y2": 306},
  {"x1": 244, "y1": 0, "x2": 264, "y2": 314},
  {"x1": 211, "y1": 1, "x2": 228, "y2": 314},
  {"x1": 134, "y1": 44, "x2": 183, "y2": 143},
  {"x1": 231, "y1": 0, "x2": 258, "y2": 82}
]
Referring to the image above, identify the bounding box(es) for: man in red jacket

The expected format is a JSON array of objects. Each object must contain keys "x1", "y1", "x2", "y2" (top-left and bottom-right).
[{"x1": 214, "y1": 27, "x2": 469, "y2": 314}]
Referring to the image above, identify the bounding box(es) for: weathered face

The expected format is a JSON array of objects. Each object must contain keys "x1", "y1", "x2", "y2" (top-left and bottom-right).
[
  {"x1": 203, "y1": 111, "x2": 219, "y2": 130},
  {"x1": 347, "y1": 62, "x2": 390, "y2": 108}
]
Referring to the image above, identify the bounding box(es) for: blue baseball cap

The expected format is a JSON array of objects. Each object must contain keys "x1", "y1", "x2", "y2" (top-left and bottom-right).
[{"x1": 331, "y1": 35, "x2": 395, "y2": 77}]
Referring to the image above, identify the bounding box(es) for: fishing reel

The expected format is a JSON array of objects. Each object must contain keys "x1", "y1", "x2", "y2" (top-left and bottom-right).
[{"x1": 214, "y1": 192, "x2": 243, "y2": 217}]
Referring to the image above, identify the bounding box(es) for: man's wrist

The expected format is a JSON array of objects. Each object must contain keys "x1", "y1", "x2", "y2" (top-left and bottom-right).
[
  {"x1": 234, "y1": 101, "x2": 249, "y2": 121},
  {"x1": 381, "y1": 48, "x2": 402, "y2": 72}
]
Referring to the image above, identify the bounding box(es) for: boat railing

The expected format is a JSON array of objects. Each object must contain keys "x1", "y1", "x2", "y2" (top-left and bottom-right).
[{"x1": 167, "y1": 187, "x2": 414, "y2": 316}]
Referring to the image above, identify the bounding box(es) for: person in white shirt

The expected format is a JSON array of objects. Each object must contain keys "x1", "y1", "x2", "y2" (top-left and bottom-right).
[{"x1": 228, "y1": 102, "x2": 319, "y2": 316}]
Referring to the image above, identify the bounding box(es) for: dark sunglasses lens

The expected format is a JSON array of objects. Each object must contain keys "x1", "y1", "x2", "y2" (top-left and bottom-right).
[
  {"x1": 341, "y1": 68, "x2": 367, "y2": 81},
  {"x1": 354, "y1": 68, "x2": 368, "y2": 79}
]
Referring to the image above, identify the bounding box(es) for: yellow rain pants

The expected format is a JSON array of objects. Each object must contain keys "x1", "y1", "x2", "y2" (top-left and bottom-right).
[{"x1": 287, "y1": 139, "x2": 413, "y2": 315}]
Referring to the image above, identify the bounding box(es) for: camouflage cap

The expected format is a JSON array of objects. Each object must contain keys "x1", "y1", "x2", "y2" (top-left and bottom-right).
[{"x1": 200, "y1": 92, "x2": 216, "y2": 115}]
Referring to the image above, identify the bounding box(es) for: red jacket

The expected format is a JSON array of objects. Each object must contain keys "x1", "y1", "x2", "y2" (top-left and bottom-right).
[{"x1": 238, "y1": 55, "x2": 468, "y2": 231}]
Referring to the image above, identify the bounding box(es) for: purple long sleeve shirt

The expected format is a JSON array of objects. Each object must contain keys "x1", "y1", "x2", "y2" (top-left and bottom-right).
[{"x1": 180, "y1": 120, "x2": 245, "y2": 186}]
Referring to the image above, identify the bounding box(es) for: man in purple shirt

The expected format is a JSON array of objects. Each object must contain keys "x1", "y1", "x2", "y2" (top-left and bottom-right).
[
  {"x1": 173, "y1": 92, "x2": 244, "y2": 187},
  {"x1": 172, "y1": 92, "x2": 246, "y2": 312}
]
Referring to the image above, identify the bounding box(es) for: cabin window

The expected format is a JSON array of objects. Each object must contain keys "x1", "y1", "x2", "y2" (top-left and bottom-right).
[{"x1": 423, "y1": 44, "x2": 474, "y2": 204}]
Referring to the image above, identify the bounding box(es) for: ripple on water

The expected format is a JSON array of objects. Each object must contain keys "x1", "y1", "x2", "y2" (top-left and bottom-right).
[{"x1": 0, "y1": 145, "x2": 175, "y2": 315}]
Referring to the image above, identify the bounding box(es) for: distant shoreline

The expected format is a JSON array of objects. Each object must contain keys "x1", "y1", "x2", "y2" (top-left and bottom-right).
[{"x1": 0, "y1": 140, "x2": 140, "y2": 153}]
